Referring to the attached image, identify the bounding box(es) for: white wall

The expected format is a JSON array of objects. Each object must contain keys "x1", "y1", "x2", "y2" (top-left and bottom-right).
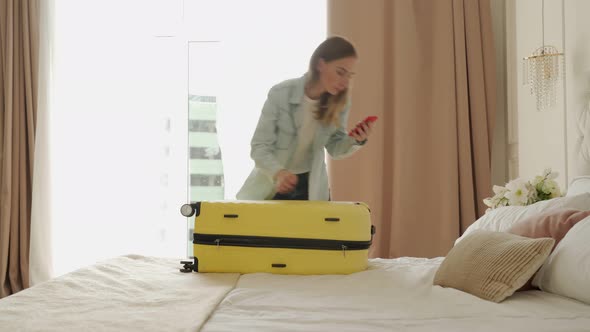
[{"x1": 506, "y1": 0, "x2": 589, "y2": 190}]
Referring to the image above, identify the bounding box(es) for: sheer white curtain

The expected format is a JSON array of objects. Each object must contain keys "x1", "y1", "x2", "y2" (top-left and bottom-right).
[
  {"x1": 30, "y1": 0, "x2": 54, "y2": 286},
  {"x1": 31, "y1": 0, "x2": 326, "y2": 280},
  {"x1": 32, "y1": 0, "x2": 188, "y2": 278}
]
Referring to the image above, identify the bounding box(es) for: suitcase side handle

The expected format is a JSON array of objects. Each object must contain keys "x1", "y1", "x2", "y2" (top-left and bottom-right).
[
  {"x1": 370, "y1": 225, "x2": 377, "y2": 245},
  {"x1": 324, "y1": 217, "x2": 340, "y2": 222}
]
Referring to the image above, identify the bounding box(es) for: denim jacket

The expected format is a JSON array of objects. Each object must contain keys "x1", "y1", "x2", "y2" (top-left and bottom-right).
[{"x1": 236, "y1": 74, "x2": 362, "y2": 200}]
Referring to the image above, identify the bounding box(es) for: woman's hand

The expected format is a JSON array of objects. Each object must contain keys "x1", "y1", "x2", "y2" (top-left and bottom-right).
[
  {"x1": 350, "y1": 121, "x2": 373, "y2": 144},
  {"x1": 275, "y1": 169, "x2": 298, "y2": 193}
]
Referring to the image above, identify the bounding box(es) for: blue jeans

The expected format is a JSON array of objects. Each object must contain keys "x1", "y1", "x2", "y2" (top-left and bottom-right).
[{"x1": 272, "y1": 172, "x2": 309, "y2": 200}]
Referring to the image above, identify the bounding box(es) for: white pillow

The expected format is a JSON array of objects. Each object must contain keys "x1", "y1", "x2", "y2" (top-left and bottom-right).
[
  {"x1": 532, "y1": 217, "x2": 590, "y2": 304},
  {"x1": 455, "y1": 193, "x2": 590, "y2": 245},
  {"x1": 566, "y1": 176, "x2": 590, "y2": 197}
]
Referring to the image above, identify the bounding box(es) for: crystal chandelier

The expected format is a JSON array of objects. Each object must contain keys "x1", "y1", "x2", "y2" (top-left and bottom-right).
[{"x1": 522, "y1": 0, "x2": 564, "y2": 111}]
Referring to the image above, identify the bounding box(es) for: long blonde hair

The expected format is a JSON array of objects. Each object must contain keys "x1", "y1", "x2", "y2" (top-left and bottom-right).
[{"x1": 307, "y1": 36, "x2": 357, "y2": 126}]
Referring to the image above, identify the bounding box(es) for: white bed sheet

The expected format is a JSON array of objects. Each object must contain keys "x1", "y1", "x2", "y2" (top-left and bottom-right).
[
  {"x1": 0, "y1": 255, "x2": 239, "y2": 332},
  {"x1": 202, "y1": 257, "x2": 590, "y2": 332}
]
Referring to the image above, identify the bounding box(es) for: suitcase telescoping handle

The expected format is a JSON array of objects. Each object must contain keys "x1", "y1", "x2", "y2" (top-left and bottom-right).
[{"x1": 180, "y1": 202, "x2": 201, "y2": 217}]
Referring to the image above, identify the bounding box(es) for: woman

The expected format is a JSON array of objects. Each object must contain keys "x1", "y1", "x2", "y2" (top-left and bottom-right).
[{"x1": 236, "y1": 36, "x2": 374, "y2": 201}]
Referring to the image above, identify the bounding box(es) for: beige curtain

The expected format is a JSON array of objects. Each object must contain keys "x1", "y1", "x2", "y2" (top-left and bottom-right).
[
  {"x1": 328, "y1": 0, "x2": 496, "y2": 258},
  {"x1": 0, "y1": 0, "x2": 39, "y2": 298}
]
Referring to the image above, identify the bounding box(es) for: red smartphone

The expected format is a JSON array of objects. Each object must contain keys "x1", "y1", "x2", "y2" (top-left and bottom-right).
[{"x1": 348, "y1": 115, "x2": 378, "y2": 136}]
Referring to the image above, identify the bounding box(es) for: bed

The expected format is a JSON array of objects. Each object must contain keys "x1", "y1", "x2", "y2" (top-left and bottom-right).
[
  {"x1": 2, "y1": 185, "x2": 590, "y2": 331},
  {"x1": 1, "y1": 252, "x2": 589, "y2": 332},
  {"x1": 3, "y1": 181, "x2": 590, "y2": 329},
  {"x1": 0, "y1": 176, "x2": 590, "y2": 332}
]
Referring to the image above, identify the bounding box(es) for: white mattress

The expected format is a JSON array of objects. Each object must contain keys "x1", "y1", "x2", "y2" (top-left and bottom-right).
[
  {"x1": 1, "y1": 255, "x2": 589, "y2": 332},
  {"x1": 202, "y1": 257, "x2": 590, "y2": 332}
]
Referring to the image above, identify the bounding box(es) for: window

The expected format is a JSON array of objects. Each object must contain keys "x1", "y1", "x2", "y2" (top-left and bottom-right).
[
  {"x1": 50, "y1": 0, "x2": 326, "y2": 276},
  {"x1": 188, "y1": 42, "x2": 224, "y2": 206}
]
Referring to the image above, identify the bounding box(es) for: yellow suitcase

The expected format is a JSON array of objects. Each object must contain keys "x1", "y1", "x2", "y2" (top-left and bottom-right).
[{"x1": 179, "y1": 200, "x2": 375, "y2": 275}]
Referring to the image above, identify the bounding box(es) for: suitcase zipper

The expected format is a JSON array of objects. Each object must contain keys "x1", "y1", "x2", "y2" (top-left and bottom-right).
[{"x1": 194, "y1": 233, "x2": 372, "y2": 251}]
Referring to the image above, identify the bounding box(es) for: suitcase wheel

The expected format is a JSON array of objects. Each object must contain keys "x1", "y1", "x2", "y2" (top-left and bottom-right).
[
  {"x1": 180, "y1": 204, "x2": 195, "y2": 217},
  {"x1": 179, "y1": 260, "x2": 195, "y2": 273}
]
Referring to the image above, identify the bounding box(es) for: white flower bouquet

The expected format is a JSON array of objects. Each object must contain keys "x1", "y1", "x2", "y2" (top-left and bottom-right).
[{"x1": 483, "y1": 168, "x2": 562, "y2": 211}]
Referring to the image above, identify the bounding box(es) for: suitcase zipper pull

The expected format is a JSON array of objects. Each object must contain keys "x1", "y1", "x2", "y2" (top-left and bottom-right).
[
  {"x1": 342, "y1": 245, "x2": 347, "y2": 257},
  {"x1": 215, "y1": 238, "x2": 221, "y2": 249}
]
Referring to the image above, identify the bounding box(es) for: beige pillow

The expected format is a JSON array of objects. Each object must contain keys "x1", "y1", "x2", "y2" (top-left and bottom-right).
[{"x1": 434, "y1": 230, "x2": 554, "y2": 303}]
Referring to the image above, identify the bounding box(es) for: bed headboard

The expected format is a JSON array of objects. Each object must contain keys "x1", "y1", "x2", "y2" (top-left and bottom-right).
[{"x1": 569, "y1": 99, "x2": 590, "y2": 181}]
